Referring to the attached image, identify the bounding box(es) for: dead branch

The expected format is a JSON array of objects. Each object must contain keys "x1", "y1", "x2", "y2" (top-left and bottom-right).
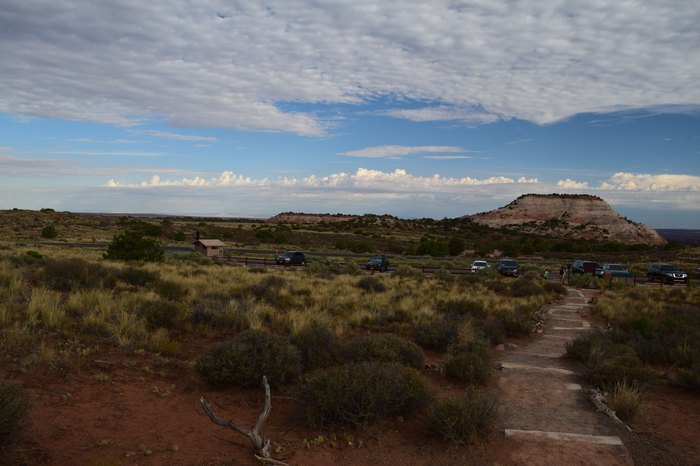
[
  {"x1": 200, "y1": 376, "x2": 288, "y2": 465},
  {"x1": 588, "y1": 388, "x2": 633, "y2": 432}
]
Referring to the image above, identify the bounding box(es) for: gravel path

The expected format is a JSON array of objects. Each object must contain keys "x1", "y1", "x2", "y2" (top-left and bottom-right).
[{"x1": 491, "y1": 287, "x2": 635, "y2": 465}]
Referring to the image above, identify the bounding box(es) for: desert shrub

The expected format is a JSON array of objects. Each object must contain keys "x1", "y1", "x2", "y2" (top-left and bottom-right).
[
  {"x1": 438, "y1": 298, "x2": 485, "y2": 319},
  {"x1": 136, "y1": 298, "x2": 184, "y2": 330},
  {"x1": 606, "y1": 381, "x2": 644, "y2": 421},
  {"x1": 568, "y1": 273, "x2": 601, "y2": 289},
  {"x1": 170, "y1": 252, "x2": 212, "y2": 264},
  {"x1": 483, "y1": 280, "x2": 509, "y2": 294},
  {"x1": 291, "y1": 323, "x2": 342, "y2": 370},
  {"x1": 117, "y1": 266, "x2": 160, "y2": 287},
  {"x1": 296, "y1": 361, "x2": 433, "y2": 427},
  {"x1": 543, "y1": 282, "x2": 567, "y2": 295},
  {"x1": 511, "y1": 278, "x2": 545, "y2": 297},
  {"x1": 433, "y1": 267, "x2": 454, "y2": 283},
  {"x1": 430, "y1": 388, "x2": 499, "y2": 445},
  {"x1": 413, "y1": 319, "x2": 459, "y2": 351},
  {"x1": 40, "y1": 224, "x2": 58, "y2": 239},
  {"x1": 480, "y1": 316, "x2": 506, "y2": 345},
  {"x1": 192, "y1": 297, "x2": 249, "y2": 331},
  {"x1": 497, "y1": 307, "x2": 536, "y2": 337},
  {"x1": 151, "y1": 279, "x2": 188, "y2": 301},
  {"x1": 248, "y1": 275, "x2": 291, "y2": 305},
  {"x1": 393, "y1": 265, "x2": 423, "y2": 279},
  {"x1": 345, "y1": 333, "x2": 424, "y2": 368},
  {"x1": 444, "y1": 339, "x2": 492, "y2": 385},
  {"x1": 0, "y1": 377, "x2": 29, "y2": 460},
  {"x1": 355, "y1": 276, "x2": 387, "y2": 293},
  {"x1": 104, "y1": 230, "x2": 164, "y2": 262},
  {"x1": 586, "y1": 340, "x2": 653, "y2": 389},
  {"x1": 25, "y1": 250, "x2": 42, "y2": 259},
  {"x1": 195, "y1": 330, "x2": 301, "y2": 387},
  {"x1": 33, "y1": 257, "x2": 116, "y2": 291},
  {"x1": 565, "y1": 334, "x2": 596, "y2": 361}
]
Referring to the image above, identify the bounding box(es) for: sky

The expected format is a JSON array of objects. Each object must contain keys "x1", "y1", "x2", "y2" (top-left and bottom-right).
[{"x1": 1, "y1": 1, "x2": 700, "y2": 228}]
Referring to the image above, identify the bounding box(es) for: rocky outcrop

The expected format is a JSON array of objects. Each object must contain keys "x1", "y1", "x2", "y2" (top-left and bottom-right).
[{"x1": 465, "y1": 194, "x2": 666, "y2": 245}]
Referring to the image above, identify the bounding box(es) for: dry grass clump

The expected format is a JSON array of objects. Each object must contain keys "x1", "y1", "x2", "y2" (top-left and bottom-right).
[
  {"x1": 606, "y1": 381, "x2": 644, "y2": 421},
  {"x1": 27, "y1": 288, "x2": 65, "y2": 330}
]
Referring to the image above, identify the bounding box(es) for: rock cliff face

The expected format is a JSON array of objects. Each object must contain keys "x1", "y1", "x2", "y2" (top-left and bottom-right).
[{"x1": 465, "y1": 194, "x2": 666, "y2": 245}]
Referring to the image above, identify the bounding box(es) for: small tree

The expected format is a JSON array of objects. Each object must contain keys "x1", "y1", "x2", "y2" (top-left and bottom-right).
[{"x1": 104, "y1": 230, "x2": 164, "y2": 262}]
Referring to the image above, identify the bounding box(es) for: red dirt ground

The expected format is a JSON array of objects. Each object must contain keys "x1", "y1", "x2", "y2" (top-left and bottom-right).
[{"x1": 4, "y1": 333, "x2": 700, "y2": 466}]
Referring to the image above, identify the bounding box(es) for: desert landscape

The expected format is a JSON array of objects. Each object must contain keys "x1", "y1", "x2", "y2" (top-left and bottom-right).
[{"x1": 1, "y1": 200, "x2": 699, "y2": 465}]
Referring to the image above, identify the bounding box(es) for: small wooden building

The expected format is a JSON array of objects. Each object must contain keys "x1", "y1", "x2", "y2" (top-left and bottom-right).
[{"x1": 193, "y1": 239, "x2": 226, "y2": 257}]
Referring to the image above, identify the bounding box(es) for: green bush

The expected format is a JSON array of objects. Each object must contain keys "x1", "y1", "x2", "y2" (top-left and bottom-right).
[
  {"x1": 195, "y1": 330, "x2": 302, "y2": 387},
  {"x1": 345, "y1": 333, "x2": 424, "y2": 368},
  {"x1": 296, "y1": 361, "x2": 433, "y2": 427},
  {"x1": 497, "y1": 307, "x2": 536, "y2": 337},
  {"x1": 104, "y1": 230, "x2": 164, "y2": 262},
  {"x1": 511, "y1": 278, "x2": 545, "y2": 297},
  {"x1": 430, "y1": 388, "x2": 499, "y2": 445},
  {"x1": 438, "y1": 298, "x2": 485, "y2": 319},
  {"x1": 40, "y1": 224, "x2": 58, "y2": 239},
  {"x1": 151, "y1": 279, "x2": 188, "y2": 301},
  {"x1": 543, "y1": 282, "x2": 567, "y2": 295},
  {"x1": 355, "y1": 276, "x2": 387, "y2": 293},
  {"x1": 586, "y1": 340, "x2": 653, "y2": 389},
  {"x1": 117, "y1": 266, "x2": 160, "y2": 287},
  {"x1": 137, "y1": 298, "x2": 184, "y2": 330},
  {"x1": 291, "y1": 324, "x2": 342, "y2": 370},
  {"x1": 32, "y1": 257, "x2": 116, "y2": 291},
  {"x1": 444, "y1": 339, "x2": 492, "y2": 385},
  {"x1": 413, "y1": 319, "x2": 459, "y2": 351},
  {"x1": 0, "y1": 378, "x2": 29, "y2": 461}
]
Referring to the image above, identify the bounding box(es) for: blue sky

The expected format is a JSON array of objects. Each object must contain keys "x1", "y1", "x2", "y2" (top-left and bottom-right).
[{"x1": 1, "y1": 1, "x2": 699, "y2": 228}]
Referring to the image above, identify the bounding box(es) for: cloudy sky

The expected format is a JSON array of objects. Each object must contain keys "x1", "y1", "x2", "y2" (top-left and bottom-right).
[{"x1": 1, "y1": 1, "x2": 699, "y2": 227}]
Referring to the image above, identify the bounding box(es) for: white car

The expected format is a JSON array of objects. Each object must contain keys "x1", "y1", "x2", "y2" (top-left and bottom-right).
[{"x1": 470, "y1": 260, "x2": 489, "y2": 273}]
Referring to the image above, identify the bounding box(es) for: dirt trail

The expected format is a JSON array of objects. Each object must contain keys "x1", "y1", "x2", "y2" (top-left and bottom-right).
[{"x1": 491, "y1": 287, "x2": 634, "y2": 466}]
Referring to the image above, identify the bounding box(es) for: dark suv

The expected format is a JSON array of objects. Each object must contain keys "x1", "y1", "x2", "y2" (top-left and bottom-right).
[
  {"x1": 497, "y1": 259, "x2": 519, "y2": 277},
  {"x1": 647, "y1": 263, "x2": 688, "y2": 284},
  {"x1": 275, "y1": 251, "x2": 307, "y2": 266},
  {"x1": 572, "y1": 259, "x2": 604, "y2": 278},
  {"x1": 365, "y1": 255, "x2": 390, "y2": 272}
]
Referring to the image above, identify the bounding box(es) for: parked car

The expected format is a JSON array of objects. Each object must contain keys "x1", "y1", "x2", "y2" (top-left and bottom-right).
[
  {"x1": 572, "y1": 259, "x2": 604, "y2": 278},
  {"x1": 275, "y1": 251, "x2": 307, "y2": 266},
  {"x1": 497, "y1": 259, "x2": 519, "y2": 277},
  {"x1": 601, "y1": 263, "x2": 633, "y2": 278},
  {"x1": 470, "y1": 260, "x2": 489, "y2": 273},
  {"x1": 647, "y1": 263, "x2": 688, "y2": 284},
  {"x1": 365, "y1": 255, "x2": 390, "y2": 272}
]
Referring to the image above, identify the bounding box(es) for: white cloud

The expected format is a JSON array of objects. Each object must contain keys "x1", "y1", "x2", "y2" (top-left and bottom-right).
[
  {"x1": 339, "y1": 145, "x2": 468, "y2": 158},
  {"x1": 139, "y1": 130, "x2": 218, "y2": 142},
  {"x1": 106, "y1": 167, "x2": 539, "y2": 192},
  {"x1": 380, "y1": 106, "x2": 502, "y2": 125},
  {"x1": 0, "y1": 146, "x2": 12, "y2": 152},
  {"x1": 1, "y1": 1, "x2": 698, "y2": 135},
  {"x1": 106, "y1": 171, "x2": 268, "y2": 188},
  {"x1": 557, "y1": 178, "x2": 589, "y2": 189},
  {"x1": 600, "y1": 172, "x2": 700, "y2": 191},
  {"x1": 424, "y1": 155, "x2": 474, "y2": 160}
]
